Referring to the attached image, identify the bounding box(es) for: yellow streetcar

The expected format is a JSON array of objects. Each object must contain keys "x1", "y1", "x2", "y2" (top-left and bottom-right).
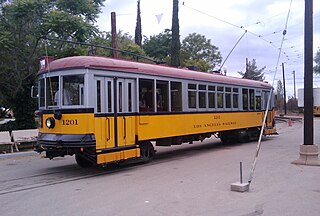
[{"x1": 35, "y1": 56, "x2": 277, "y2": 167}]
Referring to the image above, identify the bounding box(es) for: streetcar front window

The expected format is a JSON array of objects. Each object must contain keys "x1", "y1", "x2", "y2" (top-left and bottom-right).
[
  {"x1": 62, "y1": 75, "x2": 84, "y2": 106},
  {"x1": 46, "y1": 76, "x2": 59, "y2": 107},
  {"x1": 42, "y1": 74, "x2": 85, "y2": 108}
]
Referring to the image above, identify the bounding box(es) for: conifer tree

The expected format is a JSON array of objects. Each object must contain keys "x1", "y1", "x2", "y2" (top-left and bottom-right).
[
  {"x1": 134, "y1": 0, "x2": 142, "y2": 47},
  {"x1": 238, "y1": 59, "x2": 265, "y2": 81},
  {"x1": 171, "y1": 0, "x2": 180, "y2": 67}
]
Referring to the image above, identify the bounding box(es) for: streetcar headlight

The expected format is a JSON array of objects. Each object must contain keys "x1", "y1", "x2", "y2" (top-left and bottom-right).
[{"x1": 46, "y1": 117, "x2": 55, "y2": 129}]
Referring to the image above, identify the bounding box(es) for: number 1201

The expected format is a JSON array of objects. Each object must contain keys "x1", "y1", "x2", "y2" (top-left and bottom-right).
[{"x1": 62, "y1": 120, "x2": 78, "y2": 125}]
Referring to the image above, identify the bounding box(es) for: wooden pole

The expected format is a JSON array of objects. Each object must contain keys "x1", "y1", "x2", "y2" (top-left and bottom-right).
[
  {"x1": 304, "y1": 0, "x2": 313, "y2": 145},
  {"x1": 111, "y1": 12, "x2": 118, "y2": 58},
  {"x1": 282, "y1": 63, "x2": 287, "y2": 115}
]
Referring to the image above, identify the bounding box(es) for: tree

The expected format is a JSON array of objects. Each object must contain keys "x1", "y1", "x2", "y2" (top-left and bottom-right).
[
  {"x1": 171, "y1": 0, "x2": 180, "y2": 67},
  {"x1": 143, "y1": 29, "x2": 171, "y2": 61},
  {"x1": 314, "y1": 48, "x2": 320, "y2": 74},
  {"x1": 143, "y1": 31, "x2": 222, "y2": 71},
  {"x1": 238, "y1": 59, "x2": 265, "y2": 81},
  {"x1": 180, "y1": 33, "x2": 222, "y2": 72},
  {"x1": 134, "y1": 0, "x2": 142, "y2": 47},
  {"x1": 275, "y1": 80, "x2": 284, "y2": 111},
  {"x1": 0, "y1": 0, "x2": 104, "y2": 130},
  {"x1": 117, "y1": 31, "x2": 145, "y2": 60}
]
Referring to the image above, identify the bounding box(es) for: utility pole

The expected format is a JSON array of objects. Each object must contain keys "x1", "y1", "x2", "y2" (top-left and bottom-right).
[
  {"x1": 293, "y1": 70, "x2": 296, "y2": 99},
  {"x1": 111, "y1": 12, "x2": 118, "y2": 58},
  {"x1": 282, "y1": 63, "x2": 287, "y2": 115},
  {"x1": 304, "y1": 0, "x2": 313, "y2": 145},
  {"x1": 292, "y1": 0, "x2": 319, "y2": 166},
  {"x1": 246, "y1": 58, "x2": 248, "y2": 74}
]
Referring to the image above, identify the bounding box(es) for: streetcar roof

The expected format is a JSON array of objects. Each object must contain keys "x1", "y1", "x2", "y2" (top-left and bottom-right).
[{"x1": 39, "y1": 56, "x2": 272, "y2": 89}]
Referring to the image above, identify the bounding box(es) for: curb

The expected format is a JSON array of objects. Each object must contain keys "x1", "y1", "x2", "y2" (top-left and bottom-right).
[{"x1": 0, "y1": 151, "x2": 41, "y2": 159}]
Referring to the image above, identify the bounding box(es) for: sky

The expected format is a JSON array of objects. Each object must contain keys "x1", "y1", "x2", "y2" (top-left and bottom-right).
[{"x1": 96, "y1": 0, "x2": 320, "y2": 98}]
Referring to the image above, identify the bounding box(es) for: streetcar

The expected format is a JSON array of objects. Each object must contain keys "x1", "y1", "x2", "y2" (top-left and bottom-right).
[
  {"x1": 298, "y1": 88, "x2": 320, "y2": 116},
  {"x1": 34, "y1": 56, "x2": 277, "y2": 167}
]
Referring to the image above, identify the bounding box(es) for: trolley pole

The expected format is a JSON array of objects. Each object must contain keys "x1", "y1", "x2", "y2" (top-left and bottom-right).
[{"x1": 282, "y1": 63, "x2": 287, "y2": 115}]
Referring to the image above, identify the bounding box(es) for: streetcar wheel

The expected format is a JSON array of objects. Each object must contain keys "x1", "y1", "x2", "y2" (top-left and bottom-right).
[
  {"x1": 140, "y1": 141, "x2": 155, "y2": 163},
  {"x1": 220, "y1": 132, "x2": 231, "y2": 144},
  {"x1": 75, "y1": 154, "x2": 95, "y2": 168}
]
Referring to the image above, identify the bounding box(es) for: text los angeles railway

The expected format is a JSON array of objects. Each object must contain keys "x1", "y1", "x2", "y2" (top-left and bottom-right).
[{"x1": 193, "y1": 115, "x2": 236, "y2": 129}]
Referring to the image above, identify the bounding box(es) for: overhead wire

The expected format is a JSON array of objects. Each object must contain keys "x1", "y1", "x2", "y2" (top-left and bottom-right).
[{"x1": 181, "y1": 1, "x2": 300, "y2": 68}]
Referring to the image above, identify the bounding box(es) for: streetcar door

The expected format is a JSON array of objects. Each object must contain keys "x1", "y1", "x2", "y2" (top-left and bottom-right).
[
  {"x1": 94, "y1": 77, "x2": 114, "y2": 150},
  {"x1": 116, "y1": 78, "x2": 136, "y2": 147}
]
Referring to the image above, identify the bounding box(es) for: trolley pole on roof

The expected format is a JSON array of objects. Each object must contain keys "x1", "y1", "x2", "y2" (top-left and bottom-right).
[
  {"x1": 111, "y1": 12, "x2": 118, "y2": 58},
  {"x1": 292, "y1": 0, "x2": 320, "y2": 166}
]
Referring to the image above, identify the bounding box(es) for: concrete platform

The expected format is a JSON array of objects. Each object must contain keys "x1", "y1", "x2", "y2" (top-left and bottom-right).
[{"x1": 292, "y1": 144, "x2": 320, "y2": 166}]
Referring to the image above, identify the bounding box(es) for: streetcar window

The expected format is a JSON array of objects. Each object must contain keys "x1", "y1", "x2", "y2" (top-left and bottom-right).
[
  {"x1": 96, "y1": 80, "x2": 101, "y2": 112},
  {"x1": 225, "y1": 87, "x2": 231, "y2": 108},
  {"x1": 249, "y1": 89, "x2": 255, "y2": 110},
  {"x1": 209, "y1": 92, "x2": 215, "y2": 108},
  {"x1": 263, "y1": 91, "x2": 270, "y2": 110},
  {"x1": 217, "y1": 86, "x2": 224, "y2": 108},
  {"x1": 119, "y1": 81, "x2": 123, "y2": 112},
  {"x1": 233, "y1": 88, "x2": 239, "y2": 109},
  {"x1": 139, "y1": 79, "x2": 154, "y2": 112},
  {"x1": 226, "y1": 93, "x2": 231, "y2": 108},
  {"x1": 199, "y1": 92, "x2": 206, "y2": 108},
  {"x1": 107, "y1": 81, "x2": 112, "y2": 112},
  {"x1": 217, "y1": 93, "x2": 223, "y2": 108},
  {"x1": 208, "y1": 86, "x2": 215, "y2": 108},
  {"x1": 156, "y1": 80, "x2": 169, "y2": 112},
  {"x1": 209, "y1": 86, "x2": 215, "y2": 91},
  {"x1": 171, "y1": 82, "x2": 182, "y2": 111},
  {"x1": 188, "y1": 84, "x2": 196, "y2": 89},
  {"x1": 256, "y1": 96, "x2": 261, "y2": 110},
  {"x1": 199, "y1": 85, "x2": 206, "y2": 90},
  {"x1": 217, "y1": 86, "x2": 224, "y2": 91},
  {"x1": 188, "y1": 83, "x2": 197, "y2": 109},
  {"x1": 198, "y1": 85, "x2": 206, "y2": 108},
  {"x1": 46, "y1": 76, "x2": 59, "y2": 107},
  {"x1": 242, "y1": 89, "x2": 248, "y2": 110},
  {"x1": 233, "y1": 94, "x2": 239, "y2": 108},
  {"x1": 62, "y1": 75, "x2": 84, "y2": 106},
  {"x1": 39, "y1": 78, "x2": 45, "y2": 107},
  {"x1": 188, "y1": 92, "x2": 196, "y2": 108},
  {"x1": 128, "y1": 82, "x2": 132, "y2": 112}
]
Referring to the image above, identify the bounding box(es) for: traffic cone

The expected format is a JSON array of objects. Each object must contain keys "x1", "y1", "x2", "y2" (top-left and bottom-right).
[{"x1": 288, "y1": 119, "x2": 292, "y2": 127}]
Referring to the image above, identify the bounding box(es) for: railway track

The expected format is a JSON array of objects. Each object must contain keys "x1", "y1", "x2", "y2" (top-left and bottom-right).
[{"x1": 275, "y1": 115, "x2": 303, "y2": 123}]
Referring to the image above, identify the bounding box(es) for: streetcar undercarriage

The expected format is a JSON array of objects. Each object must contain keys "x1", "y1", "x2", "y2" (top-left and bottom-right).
[{"x1": 35, "y1": 127, "x2": 264, "y2": 168}]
